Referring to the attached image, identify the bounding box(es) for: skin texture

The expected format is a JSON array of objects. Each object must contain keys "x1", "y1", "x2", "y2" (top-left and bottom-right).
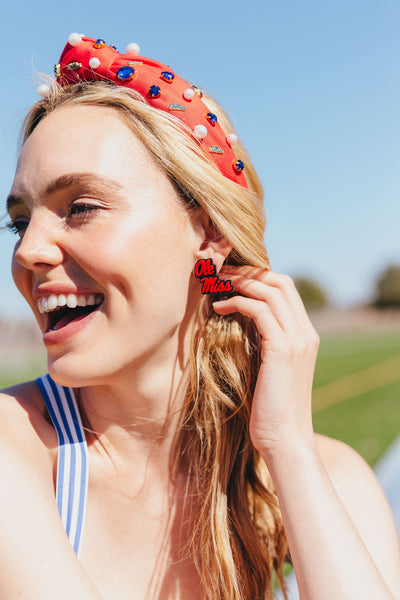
[{"x1": 4, "y1": 103, "x2": 400, "y2": 600}]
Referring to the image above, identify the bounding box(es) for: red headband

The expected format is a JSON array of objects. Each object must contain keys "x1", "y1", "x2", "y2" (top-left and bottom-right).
[{"x1": 41, "y1": 33, "x2": 248, "y2": 189}]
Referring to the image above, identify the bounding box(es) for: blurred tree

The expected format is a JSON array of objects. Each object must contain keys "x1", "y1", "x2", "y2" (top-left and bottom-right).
[
  {"x1": 293, "y1": 276, "x2": 328, "y2": 310},
  {"x1": 371, "y1": 264, "x2": 400, "y2": 309}
]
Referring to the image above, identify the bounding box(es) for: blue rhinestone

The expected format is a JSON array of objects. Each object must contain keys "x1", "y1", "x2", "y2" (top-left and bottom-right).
[
  {"x1": 110, "y1": 44, "x2": 118, "y2": 51},
  {"x1": 161, "y1": 71, "x2": 175, "y2": 82},
  {"x1": 149, "y1": 85, "x2": 161, "y2": 98},
  {"x1": 116, "y1": 66, "x2": 135, "y2": 81},
  {"x1": 94, "y1": 39, "x2": 106, "y2": 49},
  {"x1": 233, "y1": 159, "x2": 245, "y2": 173},
  {"x1": 206, "y1": 112, "x2": 218, "y2": 125}
]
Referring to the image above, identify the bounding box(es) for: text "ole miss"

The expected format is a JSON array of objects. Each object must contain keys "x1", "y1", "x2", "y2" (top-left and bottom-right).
[{"x1": 194, "y1": 259, "x2": 234, "y2": 294}]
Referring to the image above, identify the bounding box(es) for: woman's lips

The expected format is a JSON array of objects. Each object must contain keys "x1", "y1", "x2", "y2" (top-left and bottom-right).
[
  {"x1": 43, "y1": 302, "x2": 103, "y2": 345},
  {"x1": 45, "y1": 303, "x2": 102, "y2": 332}
]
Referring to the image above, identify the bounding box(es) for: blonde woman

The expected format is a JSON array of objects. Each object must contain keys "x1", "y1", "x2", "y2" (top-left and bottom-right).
[{"x1": 1, "y1": 34, "x2": 400, "y2": 600}]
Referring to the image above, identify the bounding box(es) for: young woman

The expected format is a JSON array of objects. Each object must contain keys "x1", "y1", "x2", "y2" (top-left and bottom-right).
[{"x1": 1, "y1": 33, "x2": 399, "y2": 600}]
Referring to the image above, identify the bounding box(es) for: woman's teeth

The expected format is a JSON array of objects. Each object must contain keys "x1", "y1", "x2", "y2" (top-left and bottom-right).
[{"x1": 37, "y1": 293, "x2": 103, "y2": 314}]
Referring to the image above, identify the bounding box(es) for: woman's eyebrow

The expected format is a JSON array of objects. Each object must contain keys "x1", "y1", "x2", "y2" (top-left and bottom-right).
[{"x1": 6, "y1": 172, "x2": 125, "y2": 213}]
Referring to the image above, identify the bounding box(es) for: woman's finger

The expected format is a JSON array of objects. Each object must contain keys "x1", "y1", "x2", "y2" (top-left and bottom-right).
[
  {"x1": 212, "y1": 295, "x2": 284, "y2": 340},
  {"x1": 217, "y1": 273, "x2": 299, "y2": 334},
  {"x1": 220, "y1": 266, "x2": 315, "y2": 330}
]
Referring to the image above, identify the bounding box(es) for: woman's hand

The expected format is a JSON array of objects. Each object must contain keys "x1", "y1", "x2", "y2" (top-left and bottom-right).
[{"x1": 213, "y1": 265, "x2": 320, "y2": 459}]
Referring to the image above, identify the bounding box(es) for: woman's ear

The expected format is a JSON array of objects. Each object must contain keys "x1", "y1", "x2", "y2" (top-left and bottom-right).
[{"x1": 192, "y1": 209, "x2": 233, "y2": 273}]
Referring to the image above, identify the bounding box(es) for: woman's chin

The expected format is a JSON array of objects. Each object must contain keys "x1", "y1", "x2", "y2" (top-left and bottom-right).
[{"x1": 47, "y1": 357, "x2": 106, "y2": 389}]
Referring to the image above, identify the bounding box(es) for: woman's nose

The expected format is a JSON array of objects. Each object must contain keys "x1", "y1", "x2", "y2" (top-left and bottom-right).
[{"x1": 14, "y1": 214, "x2": 64, "y2": 270}]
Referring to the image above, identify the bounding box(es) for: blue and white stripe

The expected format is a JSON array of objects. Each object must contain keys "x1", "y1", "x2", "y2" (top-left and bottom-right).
[{"x1": 36, "y1": 374, "x2": 89, "y2": 559}]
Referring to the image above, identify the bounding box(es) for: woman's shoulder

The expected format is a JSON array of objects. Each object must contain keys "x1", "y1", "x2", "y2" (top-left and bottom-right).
[
  {"x1": 1, "y1": 378, "x2": 45, "y2": 409},
  {"x1": 314, "y1": 432, "x2": 349, "y2": 463},
  {"x1": 312, "y1": 432, "x2": 394, "y2": 541},
  {"x1": 0, "y1": 379, "x2": 56, "y2": 470},
  {"x1": 313, "y1": 431, "x2": 375, "y2": 486},
  {"x1": 313, "y1": 431, "x2": 397, "y2": 516},
  {"x1": 313, "y1": 432, "x2": 400, "y2": 595},
  {"x1": 0, "y1": 383, "x2": 105, "y2": 599}
]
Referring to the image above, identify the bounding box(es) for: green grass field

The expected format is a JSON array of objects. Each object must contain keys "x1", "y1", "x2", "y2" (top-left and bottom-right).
[
  {"x1": 312, "y1": 329, "x2": 400, "y2": 467},
  {"x1": 1, "y1": 328, "x2": 399, "y2": 469}
]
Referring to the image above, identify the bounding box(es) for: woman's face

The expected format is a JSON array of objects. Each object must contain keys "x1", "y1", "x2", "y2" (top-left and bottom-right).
[{"x1": 8, "y1": 104, "x2": 206, "y2": 386}]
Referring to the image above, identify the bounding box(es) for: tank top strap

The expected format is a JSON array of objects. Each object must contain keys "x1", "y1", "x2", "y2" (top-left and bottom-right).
[{"x1": 36, "y1": 374, "x2": 89, "y2": 559}]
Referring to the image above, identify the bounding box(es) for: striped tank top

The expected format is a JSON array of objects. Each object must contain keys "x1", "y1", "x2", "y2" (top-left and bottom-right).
[{"x1": 36, "y1": 374, "x2": 89, "y2": 559}]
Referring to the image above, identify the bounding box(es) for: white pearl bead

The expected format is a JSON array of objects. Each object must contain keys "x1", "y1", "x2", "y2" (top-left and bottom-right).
[
  {"x1": 126, "y1": 43, "x2": 140, "y2": 56},
  {"x1": 89, "y1": 57, "x2": 101, "y2": 69},
  {"x1": 226, "y1": 133, "x2": 238, "y2": 146},
  {"x1": 193, "y1": 125, "x2": 208, "y2": 139},
  {"x1": 68, "y1": 33, "x2": 83, "y2": 46},
  {"x1": 37, "y1": 84, "x2": 51, "y2": 97},
  {"x1": 183, "y1": 88, "x2": 195, "y2": 101}
]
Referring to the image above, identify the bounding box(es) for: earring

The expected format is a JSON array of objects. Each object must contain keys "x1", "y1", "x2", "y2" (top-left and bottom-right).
[{"x1": 193, "y1": 258, "x2": 234, "y2": 294}]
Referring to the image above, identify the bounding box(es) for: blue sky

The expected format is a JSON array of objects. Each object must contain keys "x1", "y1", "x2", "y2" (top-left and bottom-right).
[{"x1": 1, "y1": 0, "x2": 399, "y2": 318}]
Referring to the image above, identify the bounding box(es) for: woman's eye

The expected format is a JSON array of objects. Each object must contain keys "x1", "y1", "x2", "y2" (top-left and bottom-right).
[
  {"x1": 69, "y1": 202, "x2": 100, "y2": 216},
  {"x1": 6, "y1": 219, "x2": 28, "y2": 236},
  {"x1": 66, "y1": 202, "x2": 102, "y2": 226},
  {"x1": 6, "y1": 203, "x2": 101, "y2": 237}
]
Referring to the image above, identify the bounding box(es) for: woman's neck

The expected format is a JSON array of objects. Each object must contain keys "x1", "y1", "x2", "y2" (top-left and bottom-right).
[{"x1": 74, "y1": 311, "x2": 197, "y2": 491}]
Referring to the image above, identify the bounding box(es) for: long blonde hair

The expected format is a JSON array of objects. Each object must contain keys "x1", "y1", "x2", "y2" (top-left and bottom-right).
[{"x1": 21, "y1": 79, "x2": 289, "y2": 600}]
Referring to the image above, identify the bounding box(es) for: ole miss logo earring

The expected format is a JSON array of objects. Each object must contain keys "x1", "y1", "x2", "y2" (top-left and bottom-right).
[{"x1": 193, "y1": 258, "x2": 234, "y2": 294}]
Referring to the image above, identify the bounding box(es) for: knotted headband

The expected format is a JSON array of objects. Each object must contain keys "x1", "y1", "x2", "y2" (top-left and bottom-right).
[{"x1": 39, "y1": 33, "x2": 248, "y2": 189}]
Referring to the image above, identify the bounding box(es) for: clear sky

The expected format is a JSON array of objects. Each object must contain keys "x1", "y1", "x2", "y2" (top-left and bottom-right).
[{"x1": 0, "y1": 0, "x2": 399, "y2": 318}]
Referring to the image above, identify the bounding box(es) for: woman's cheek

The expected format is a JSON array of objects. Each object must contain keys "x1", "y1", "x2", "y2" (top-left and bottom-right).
[{"x1": 11, "y1": 250, "x2": 32, "y2": 305}]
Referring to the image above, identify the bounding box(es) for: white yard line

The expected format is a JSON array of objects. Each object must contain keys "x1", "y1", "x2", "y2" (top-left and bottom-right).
[{"x1": 312, "y1": 355, "x2": 400, "y2": 412}]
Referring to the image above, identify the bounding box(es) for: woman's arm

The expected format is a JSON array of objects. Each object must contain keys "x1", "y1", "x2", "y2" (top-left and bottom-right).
[
  {"x1": 213, "y1": 266, "x2": 400, "y2": 600},
  {"x1": 0, "y1": 393, "x2": 104, "y2": 600},
  {"x1": 264, "y1": 435, "x2": 400, "y2": 600}
]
